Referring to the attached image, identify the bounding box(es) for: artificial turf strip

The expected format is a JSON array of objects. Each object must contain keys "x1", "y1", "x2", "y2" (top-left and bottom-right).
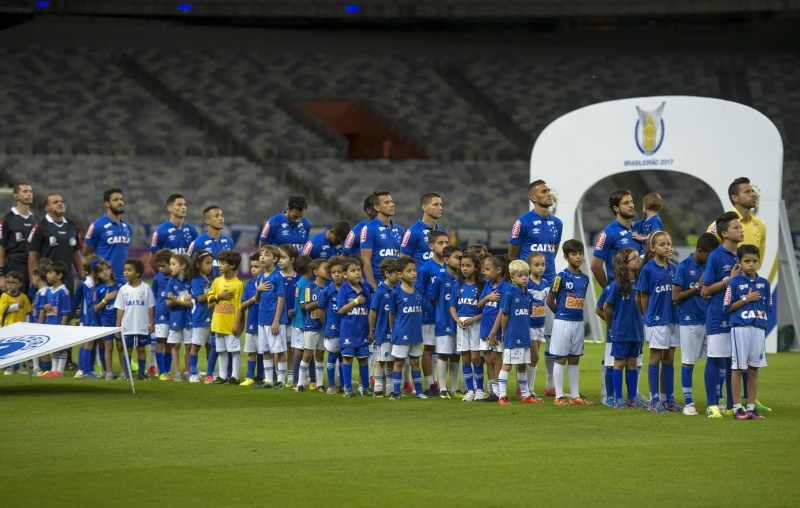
[{"x1": 1, "y1": 344, "x2": 797, "y2": 507}]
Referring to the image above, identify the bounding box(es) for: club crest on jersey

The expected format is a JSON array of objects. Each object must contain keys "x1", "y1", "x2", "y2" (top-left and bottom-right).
[{"x1": 635, "y1": 101, "x2": 666, "y2": 155}]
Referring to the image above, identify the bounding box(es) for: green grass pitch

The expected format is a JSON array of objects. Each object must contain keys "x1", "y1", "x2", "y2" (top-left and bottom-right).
[{"x1": 1, "y1": 343, "x2": 797, "y2": 507}]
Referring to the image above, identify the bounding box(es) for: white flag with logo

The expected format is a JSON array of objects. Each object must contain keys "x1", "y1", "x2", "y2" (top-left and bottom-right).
[{"x1": 0, "y1": 323, "x2": 122, "y2": 370}]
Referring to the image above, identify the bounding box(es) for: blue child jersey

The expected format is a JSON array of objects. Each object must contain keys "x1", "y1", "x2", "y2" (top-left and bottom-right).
[
  {"x1": 43, "y1": 285, "x2": 71, "y2": 325},
  {"x1": 75, "y1": 278, "x2": 97, "y2": 326},
  {"x1": 241, "y1": 278, "x2": 259, "y2": 334},
  {"x1": 724, "y1": 274, "x2": 772, "y2": 329},
  {"x1": 509, "y1": 209, "x2": 563, "y2": 282},
  {"x1": 301, "y1": 229, "x2": 342, "y2": 260},
  {"x1": 151, "y1": 272, "x2": 170, "y2": 326},
  {"x1": 416, "y1": 258, "x2": 445, "y2": 325},
  {"x1": 359, "y1": 217, "x2": 404, "y2": 285},
  {"x1": 187, "y1": 233, "x2": 235, "y2": 278},
  {"x1": 596, "y1": 284, "x2": 611, "y2": 341},
  {"x1": 190, "y1": 275, "x2": 212, "y2": 328},
  {"x1": 150, "y1": 220, "x2": 198, "y2": 255},
  {"x1": 342, "y1": 220, "x2": 368, "y2": 256},
  {"x1": 704, "y1": 245, "x2": 738, "y2": 335},
  {"x1": 450, "y1": 280, "x2": 480, "y2": 318},
  {"x1": 526, "y1": 277, "x2": 549, "y2": 329},
  {"x1": 632, "y1": 214, "x2": 663, "y2": 244},
  {"x1": 400, "y1": 220, "x2": 448, "y2": 269},
  {"x1": 479, "y1": 278, "x2": 510, "y2": 339},
  {"x1": 257, "y1": 270, "x2": 286, "y2": 327},
  {"x1": 429, "y1": 271, "x2": 458, "y2": 337},
  {"x1": 291, "y1": 275, "x2": 308, "y2": 329},
  {"x1": 259, "y1": 212, "x2": 311, "y2": 250},
  {"x1": 94, "y1": 282, "x2": 121, "y2": 327},
  {"x1": 551, "y1": 268, "x2": 589, "y2": 322},
  {"x1": 389, "y1": 285, "x2": 424, "y2": 345},
  {"x1": 302, "y1": 281, "x2": 325, "y2": 332},
  {"x1": 593, "y1": 220, "x2": 642, "y2": 283},
  {"x1": 501, "y1": 285, "x2": 534, "y2": 349},
  {"x1": 165, "y1": 276, "x2": 192, "y2": 329},
  {"x1": 370, "y1": 282, "x2": 393, "y2": 345},
  {"x1": 318, "y1": 283, "x2": 342, "y2": 338},
  {"x1": 605, "y1": 281, "x2": 644, "y2": 342},
  {"x1": 636, "y1": 259, "x2": 678, "y2": 326},
  {"x1": 31, "y1": 287, "x2": 47, "y2": 322},
  {"x1": 84, "y1": 215, "x2": 133, "y2": 280},
  {"x1": 673, "y1": 254, "x2": 708, "y2": 325},
  {"x1": 337, "y1": 281, "x2": 372, "y2": 348}
]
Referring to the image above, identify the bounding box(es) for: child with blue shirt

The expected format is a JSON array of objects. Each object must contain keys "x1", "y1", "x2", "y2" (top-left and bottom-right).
[
  {"x1": 723, "y1": 244, "x2": 772, "y2": 420},
  {"x1": 39, "y1": 261, "x2": 72, "y2": 378},
  {"x1": 93, "y1": 259, "x2": 123, "y2": 380},
  {"x1": 632, "y1": 193, "x2": 664, "y2": 246},
  {"x1": 188, "y1": 251, "x2": 214, "y2": 383},
  {"x1": 603, "y1": 249, "x2": 644, "y2": 409},
  {"x1": 477, "y1": 255, "x2": 510, "y2": 403},
  {"x1": 241, "y1": 253, "x2": 262, "y2": 386},
  {"x1": 672, "y1": 233, "x2": 719, "y2": 415},
  {"x1": 254, "y1": 245, "x2": 287, "y2": 389},
  {"x1": 149, "y1": 249, "x2": 174, "y2": 381},
  {"x1": 337, "y1": 257, "x2": 373, "y2": 397},
  {"x1": 369, "y1": 258, "x2": 399, "y2": 397},
  {"x1": 297, "y1": 258, "x2": 328, "y2": 392},
  {"x1": 388, "y1": 257, "x2": 429, "y2": 400},
  {"x1": 287, "y1": 252, "x2": 309, "y2": 388},
  {"x1": 29, "y1": 264, "x2": 49, "y2": 376},
  {"x1": 450, "y1": 251, "x2": 484, "y2": 402},
  {"x1": 546, "y1": 239, "x2": 593, "y2": 405},
  {"x1": 526, "y1": 252, "x2": 549, "y2": 402},
  {"x1": 73, "y1": 255, "x2": 100, "y2": 379},
  {"x1": 319, "y1": 256, "x2": 345, "y2": 394},
  {"x1": 166, "y1": 253, "x2": 192, "y2": 382},
  {"x1": 429, "y1": 245, "x2": 462, "y2": 399},
  {"x1": 417, "y1": 229, "x2": 449, "y2": 395}
]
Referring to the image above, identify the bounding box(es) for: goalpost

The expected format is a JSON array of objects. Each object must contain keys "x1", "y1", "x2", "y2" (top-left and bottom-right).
[{"x1": 529, "y1": 96, "x2": 799, "y2": 353}]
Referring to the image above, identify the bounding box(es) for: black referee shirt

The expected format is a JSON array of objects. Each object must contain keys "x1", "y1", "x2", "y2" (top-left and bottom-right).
[
  {"x1": 1, "y1": 207, "x2": 38, "y2": 266},
  {"x1": 27, "y1": 214, "x2": 81, "y2": 269}
]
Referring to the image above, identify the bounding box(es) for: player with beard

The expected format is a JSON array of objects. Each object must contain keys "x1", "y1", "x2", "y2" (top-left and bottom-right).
[
  {"x1": 84, "y1": 188, "x2": 132, "y2": 281},
  {"x1": 591, "y1": 190, "x2": 644, "y2": 289}
]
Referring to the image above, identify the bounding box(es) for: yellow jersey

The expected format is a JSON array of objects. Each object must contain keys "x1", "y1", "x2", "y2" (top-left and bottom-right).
[
  {"x1": 707, "y1": 208, "x2": 767, "y2": 265},
  {"x1": 209, "y1": 275, "x2": 243, "y2": 335},
  {"x1": 0, "y1": 292, "x2": 31, "y2": 327}
]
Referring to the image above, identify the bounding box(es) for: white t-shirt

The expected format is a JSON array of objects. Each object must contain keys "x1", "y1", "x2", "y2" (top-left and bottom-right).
[{"x1": 114, "y1": 282, "x2": 155, "y2": 335}]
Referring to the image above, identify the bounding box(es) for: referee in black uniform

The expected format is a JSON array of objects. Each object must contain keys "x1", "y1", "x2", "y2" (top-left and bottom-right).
[
  {"x1": 0, "y1": 183, "x2": 37, "y2": 290},
  {"x1": 27, "y1": 193, "x2": 84, "y2": 295}
]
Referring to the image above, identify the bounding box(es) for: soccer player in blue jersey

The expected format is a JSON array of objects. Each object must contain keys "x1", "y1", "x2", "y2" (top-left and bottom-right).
[
  {"x1": 337, "y1": 257, "x2": 373, "y2": 397},
  {"x1": 672, "y1": 233, "x2": 719, "y2": 415},
  {"x1": 525, "y1": 252, "x2": 549, "y2": 402},
  {"x1": 240, "y1": 253, "x2": 262, "y2": 386},
  {"x1": 429, "y1": 245, "x2": 462, "y2": 399},
  {"x1": 416, "y1": 229, "x2": 449, "y2": 395},
  {"x1": 187, "y1": 205, "x2": 234, "y2": 278},
  {"x1": 603, "y1": 249, "x2": 644, "y2": 409},
  {"x1": 319, "y1": 256, "x2": 345, "y2": 394},
  {"x1": 259, "y1": 194, "x2": 310, "y2": 250},
  {"x1": 296, "y1": 258, "x2": 328, "y2": 392},
  {"x1": 450, "y1": 251, "x2": 484, "y2": 401},
  {"x1": 591, "y1": 189, "x2": 642, "y2": 289},
  {"x1": 150, "y1": 249, "x2": 174, "y2": 380},
  {"x1": 83, "y1": 188, "x2": 132, "y2": 281},
  {"x1": 342, "y1": 195, "x2": 375, "y2": 257},
  {"x1": 166, "y1": 253, "x2": 192, "y2": 382},
  {"x1": 360, "y1": 190, "x2": 404, "y2": 289},
  {"x1": 254, "y1": 245, "x2": 287, "y2": 389},
  {"x1": 369, "y1": 259, "x2": 399, "y2": 396},
  {"x1": 301, "y1": 220, "x2": 350, "y2": 260},
  {"x1": 39, "y1": 261, "x2": 72, "y2": 378},
  {"x1": 489, "y1": 260, "x2": 537, "y2": 405},
  {"x1": 388, "y1": 257, "x2": 429, "y2": 400},
  {"x1": 546, "y1": 239, "x2": 593, "y2": 405},
  {"x1": 701, "y1": 212, "x2": 743, "y2": 418},
  {"x1": 723, "y1": 244, "x2": 771, "y2": 420},
  {"x1": 477, "y1": 255, "x2": 510, "y2": 402},
  {"x1": 637, "y1": 231, "x2": 681, "y2": 413},
  {"x1": 187, "y1": 251, "x2": 213, "y2": 383},
  {"x1": 149, "y1": 194, "x2": 199, "y2": 271},
  {"x1": 401, "y1": 192, "x2": 447, "y2": 269},
  {"x1": 631, "y1": 193, "x2": 664, "y2": 246}
]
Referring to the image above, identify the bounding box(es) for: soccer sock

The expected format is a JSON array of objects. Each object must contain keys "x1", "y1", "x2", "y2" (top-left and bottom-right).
[
  {"x1": 449, "y1": 360, "x2": 459, "y2": 392},
  {"x1": 746, "y1": 403, "x2": 755, "y2": 411},
  {"x1": 189, "y1": 354, "x2": 199, "y2": 376},
  {"x1": 33, "y1": 357, "x2": 40, "y2": 372},
  {"x1": 424, "y1": 375, "x2": 434, "y2": 389},
  {"x1": 315, "y1": 361, "x2": 324, "y2": 387},
  {"x1": 498, "y1": 370, "x2": 509, "y2": 398},
  {"x1": 432, "y1": 353, "x2": 439, "y2": 381},
  {"x1": 392, "y1": 370, "x2": 402, "y2": 394},
  {"x1": 226, "y1": 353, "x2": 233, "y2": 378},
  {"x1": 277, "y1": 361, "x2": 287, "y2": 383},
  {"x1": 256, "y1": 353, "x2": 265, "y2": 379},
  {"x1": 89, "y1": 347, "x2": 97, "y2": 371},
  {"x1": 724, "y1": 358, "x2": 733, "y2": 409},
  {"x1": 517, "y1": 371, "x2": 530, "y2": 398},
  {"x1": 327, "y1": 358, "x2": 337, "y2": 387},
  {"x1": 742, "y1": 371, "x2": 749, "y2": 400},
  {"x1": 337, "y1": 354, "x2": 344, "y2": 386},
  {"x1": 374, "y1": 366, "x2": 384, "y2": 393},
  {"x1": 717, "y1": 365, "x2": 726, "y2": 402},
  {"x1": 246, "y1": 359, "x2": 256, "y2": 380},
  {"x1": 605, "y1": 367, "x2": 614, "y2": 401},
  {"x1": 156, "y1": 352, "x2": 166, "y2": 375},
  {"x1": 218, "y1": 353, "x2": 229, "y2": 380},
  {"x1": 553, "y1": 363, "x2": 565, "y2": 398},
  {"x1": 138, "y1": 359, "x2": 146, "y2": 374},
  {"x1": 648, "y1": 364, "x2": 660, "y2": 400},
  {"x1": 612, "y1": 368, "x2": 624, "y2": 400},
  {"x1": 264, "y1": 358, "x2": 275, "y2": 383},
  {"x1": 97, "y1": 347, "x2": 106, "y2": 372},
  {"x1": 567, "y1": 364, "x2": 580, "y2": 399},
  {"x1": 231, "y1": 352, "x2": 241, "y2": 380},
  {"x1": 637, "y1": 364, "x2": 642, "y2": 393},
  {"x1": 526, "y1": 365, "x2": 536, "y2": 394},
  {"x1": 704, "y1": 357, "x2": 720, "y2": 406},
  {"x1": 545, "y1": 354, "x2": 555, "y2": 390},
  {"x1": 164, "y1": 352, "x2": 173, "y2": 373},
  {"x1": 359, "y1": 364, "x2": 371, "y2": 391},
  {"x1": 682, "y1": 366, "x2": 694, "y2": 405},
  {"x1": 78, "y1": 348, "x2": 89, "y2": 372},
  {"x1": 462, "y1": 364, "x2": 474, "y2": 392},
  {"x1": 292, "y1": 354, "x2": 302, "y2": 385},
  {"x1": 56, "y1": 355, "x2": 67, "y2": 374},
  {"x1": 436, "y1": 358, "x2": 449, "y2": 390},
  {"x1": 412, "y1": 369, "x2": 423, "y2": 394},
  {"x1": 662, "y1": 364, "x2": 675, "y2": 401},
  {"x1": 299, "y1": 361, "x2": 309, "y2": 387},
  {"x1": 342, "y1": 363, "x2": 353, "y2": 390},
  {"x1": 474, "y1": 364, "x2": 485, "y2": 391},
  {"x1": 309, "y1": 358, "x2": 317, "y2": 384},
  {"x1": 148, "y1": 343, "x2": 156, "y2": 368},
  {"x1": 207, "y1": 346, "x2": 218, "y2": 377},
  {"x1": 626, "y1": 368, "x2": 639, "y2": 400}
]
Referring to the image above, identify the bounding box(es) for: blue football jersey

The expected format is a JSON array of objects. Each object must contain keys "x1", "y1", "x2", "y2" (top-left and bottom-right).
[
  {"x1": 417, "y1": 258, "x2": 445, "y2": 325},
  {"x1": 291, "y1": 275, "x2": 307, "y2": 329},
  {"x1": 592, "y1": 220, "x2": 642, "y2": 283},
  {"x1": 704, "y1": 245, "x2": 738, "y2": 335},
  {"x1": 370, "y1": 282, "x2": 393, "y2": 345},
  {"x1": 636, "y1": 259, "x2": 678, "y2": 326},
  {"x1": 84, "y1": 215, "x2": 132, "y2": 280},
  {"x1": 43, "y1": 285, "x2": 71, "y2": 325},
  {"x1": 501, "y1": 285, "x2": 534, "y2": 349},
  {"x1": 190, "y1": 275, "x2": 212, "y2": 328},
  {"x1": 509, "y1": 210, "x2": 563, "y2": 281},
  {"x1": 338, "y1": 281, "x2": 372, "y2": 348},
  {"x1": 360, "y1": 217, "x2": 404, "y2": 285},
  {"x1": 302, "y1": 281, "x2": 325, "y2": 332},
  {"x1": 165, "y1": 276, "x2": 191, "y2": 329},
  {"x1": 673, "y1": 255, "x2": 707, "y2": 325},
  {"x1": 301, "y1": 229, "x2": 342, "y2": 260},
  {"x1": 724, "y1": 274, "x2": 772, "y2": 329},
  {"x1": 551, "y1": 269, "x2": 589, "y2": 322},
  {"x1": 479, "y1": 278, "x2": 510, "y2": 339},
  {"x1": 94, "y1": 282, "x2": 121, "y2": 327},
  {"x1": 75, "y1": 278, "x2": 97, "y2": 326},
  {"x1": 429, "y1": 271, "x2": 458, "y2": 336},
  {"x1": 150, "y1": 220, "x2": 198, "y2": 256},
  {"x1": 596, "y1": 284, "x2": 611, "y2": 341},
  {"x1": 400, "y1": 219, "x2": 448, "y2": 269},
  {"x1": 632, "y1": 214, "x2": 663, "y2": 241},
  {"x1": 259, "y1": 212, "x2": 310, "y2": 250},
  {"x1": 241, "y1": 278, "x2": 259, "y2": 334},
  {"x1": 526, "y1": 277, "x2": 549, "y2": 328},
  {"x1": 450, "y1": 281, "x2": 480, "y2": 318},
  {"x1": 151, "y1": 272, "x2": 170, "y2": 326},
  {"x1": 389, "y1": 285, "x2": 424, "y2": 345},
  {"x1": 342, "y1": 220, "x2": 369, "y2": 256},
  {"x1": 606, "y1": 281, "x2": 644, "y2": 342},
  {"x1": 318, "y1": 283, "x2": 342, "y2": 338},
  {"x1": 187, "y1": 232, "x2": 235, "y2": 278},
  {"x1": 257, "y1": 270, "x2": 286, "y2": 327}
]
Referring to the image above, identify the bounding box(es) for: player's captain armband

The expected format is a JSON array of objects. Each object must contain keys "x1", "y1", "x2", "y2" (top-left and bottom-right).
[{"x1": 552, "y1": 276, "x2": 561, "y2": 292}]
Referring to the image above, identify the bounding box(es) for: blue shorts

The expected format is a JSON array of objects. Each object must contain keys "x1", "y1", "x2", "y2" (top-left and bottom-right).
[
  {"x1": 611, "y1": 341, "x2": 642, "y2": 360},
  {"x1": 118, "y1": 334, "x2": 151, "y2": 349},
  {"x1": 341, "y1": 345, "x2": 370, "y2": 359}
]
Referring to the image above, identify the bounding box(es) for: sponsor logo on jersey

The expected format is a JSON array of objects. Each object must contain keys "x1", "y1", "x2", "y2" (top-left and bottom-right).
[
  {"x1": 511, "y1": 220, "x2": 521, "y2": 239},
  {"x1": 402, "y1": 306, "x2": 422, "y2": 314},
  {"x1": 595, "y1": 232, "x2": 606, "y2": 250}
]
